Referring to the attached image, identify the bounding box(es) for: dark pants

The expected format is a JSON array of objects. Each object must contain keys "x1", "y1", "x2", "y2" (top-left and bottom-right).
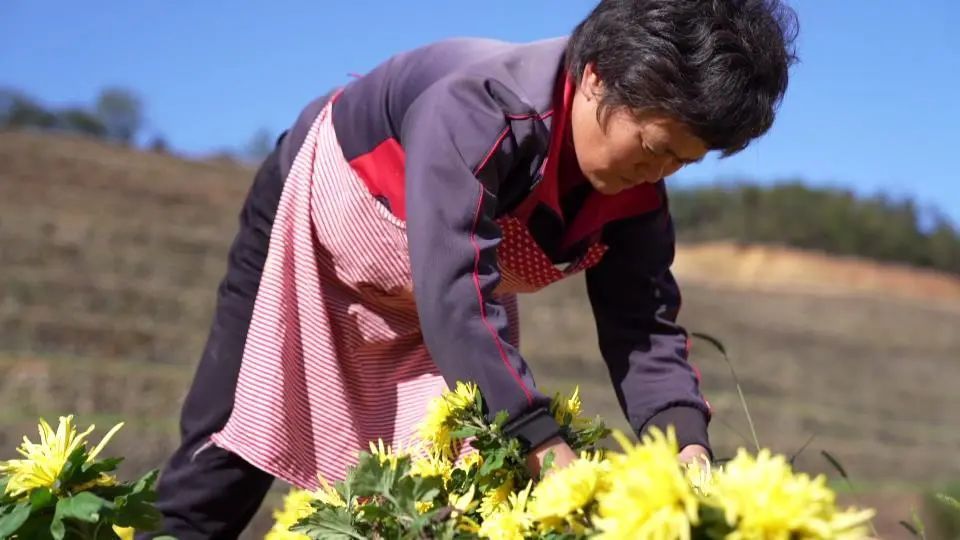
[{"x1": 139, "y1": 143, "x2": 287, "y2": 539}]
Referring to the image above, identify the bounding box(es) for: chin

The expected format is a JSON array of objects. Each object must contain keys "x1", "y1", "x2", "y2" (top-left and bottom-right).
[
  {"x1": 595, "y1": 182, "x2": 628, "y2": 195},
  {"x1": 597, "y1": 185, "x2": 624, "y2": 195},
  {"x1": 587, "y1": 176, "x2": 625, "y2": 195}
]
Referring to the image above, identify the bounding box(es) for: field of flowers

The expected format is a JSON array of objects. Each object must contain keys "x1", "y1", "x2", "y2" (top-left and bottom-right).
[
  {"x1": 262, "y1": 383, "x2": 876, "y2": 540},
  {"x1": 1, "y1": 384, "x2": 956, "y2": 539}
]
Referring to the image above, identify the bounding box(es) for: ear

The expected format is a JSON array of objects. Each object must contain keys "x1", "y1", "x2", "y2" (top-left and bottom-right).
[{"x1": 580, "y1": 62, "x2": 604, "y2": 102}]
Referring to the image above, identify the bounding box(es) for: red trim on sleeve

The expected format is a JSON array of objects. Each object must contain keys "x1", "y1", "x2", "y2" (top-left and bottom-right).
[
  {"x1": 473, "y1": 126, "x2": 512, "y2": 176},
  {"x1": 469, "y1": 185, "x2": 535, "y2": 406}
]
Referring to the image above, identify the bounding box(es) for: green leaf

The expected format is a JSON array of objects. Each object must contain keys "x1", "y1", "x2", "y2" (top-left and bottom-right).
[
  {"x1": 58, "y1": 492, "x2": 111, "y2": 522},
  {"x1": 30, "y1": 487, "x2": 55, "y2": 511},
  {"x1": 351, "y1": 454, "x2": 398, "y2": 500},
  {"x1": 478, "y1": 448, "x2": 505, "y2": 477},
  {"x1": 292, "y1": 506, "x2": 365, "y2": 539},
  {"x1": 820, "y1": 450, "x2": 849, "y2": 479},
  {"x1": 11, "y1": 513, "x2": 55, "y2": 540},
  {"x1": 123, "y1": 469, "x2": 159, "y2": 499},
  {"x1": 540, "y1": 450, "x2": 556, "y2": 479},
  {"x1": 694, "y1": 504, "x2": 732, "y2": 539},
  {"x1": 899, "y1": 520, "x2": 920, "y2": 537},
  {"x1": 492, "y1": 411, "x2": 510, "y2": 429},
  {"x1": 910, "y1": 508, "x2": 927, "y2": 539},
  {"x1": 450, "y1": 426, "x2": 480, "y2": 439},
  {"x1": 473, "y1": 391, "x2": 484, "y2": 412},
  {"x1": 64, "y1": 458, "x2": 122, "y2": 491},
  {"x1": 412, "y1": 476, "x2": 443, "y2": 504},
  {"x1": 0, "y1": 502, "x2": 31, "y2": 537},
  {"x1": 355, "y1": 503, "x2": 392, "y2": 521},
  {"x1": 112, "y1": 472, "x2": 162, "y2": 530},
  {"x1": 690, "y1": 331, "x2": 728, "y2": 355},
  {"x1": 788, "y1": 432, "x2": 817, "y2": 466},
  {"x1": 50, "y1": 492, "x2": 113, "y2": 540},
  {"x1": 71, "y1": 457, "x2": 124, "y2": 489},
  {"x1": 82, "y1": 457, "x2": 123, "y2": 475},
  {"x1": 936, "y1": 492, "x2": 960, "y2": 512},
  {"x1": 394, "y1": 476, "x2": 417, "y2": 513},
  {"x1": 449, "y1": 467, "x2": 468, "y2": 487},
  {"x1": 396, "y1": 475, "x2": 443, "y2": 520},
  {"x1": 691, "y1": 331, "x2": 760, "y2": 453}
]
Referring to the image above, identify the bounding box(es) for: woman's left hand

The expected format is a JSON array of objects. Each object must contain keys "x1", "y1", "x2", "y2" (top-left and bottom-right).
[{"x1": 678, "y1": 444, "x2": 710, "y2": 464}]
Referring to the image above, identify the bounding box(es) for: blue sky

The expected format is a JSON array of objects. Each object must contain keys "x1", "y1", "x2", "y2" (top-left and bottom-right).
[{"x1": 3, "y1": 0, "x2": 958, "y2": 223}]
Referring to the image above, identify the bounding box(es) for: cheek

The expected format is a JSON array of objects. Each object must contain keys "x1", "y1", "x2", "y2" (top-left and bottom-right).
[
  {"x1": 605, "y1": 134, "x2": 646, "y2": 172},
  {"x1": 574, "y1": 116, "x2": 610, "y2": 172}
]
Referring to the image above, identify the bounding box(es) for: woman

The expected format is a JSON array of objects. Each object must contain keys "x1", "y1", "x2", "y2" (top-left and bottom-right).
[{"x1": 146, "y1": 0, "x2": 796, "y2": 537}]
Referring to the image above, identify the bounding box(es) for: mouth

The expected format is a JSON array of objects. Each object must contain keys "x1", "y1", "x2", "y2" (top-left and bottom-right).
[{"x1": 622, "y1": 174, "x2": 663, "y2": 186}]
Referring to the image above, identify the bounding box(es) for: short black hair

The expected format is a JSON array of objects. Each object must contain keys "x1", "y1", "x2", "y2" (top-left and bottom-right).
[{"x1": 566, "y1": 0, "x2": 799, "y2": 156}]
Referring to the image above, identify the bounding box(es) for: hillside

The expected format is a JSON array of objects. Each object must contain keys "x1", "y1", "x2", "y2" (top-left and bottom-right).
[{"x1": 2, "y1": 130, "x2": 958, "y2": 538}]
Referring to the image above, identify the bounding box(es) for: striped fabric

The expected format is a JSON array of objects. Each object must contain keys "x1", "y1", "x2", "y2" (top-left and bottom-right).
[{"x1": 210, "y1": 99, "x2": 602, "y2": 490}]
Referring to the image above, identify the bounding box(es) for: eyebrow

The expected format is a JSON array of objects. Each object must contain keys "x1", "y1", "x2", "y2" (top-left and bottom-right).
[{"x1": 663, "y1": 147, "x2": 704, "y2": 165}]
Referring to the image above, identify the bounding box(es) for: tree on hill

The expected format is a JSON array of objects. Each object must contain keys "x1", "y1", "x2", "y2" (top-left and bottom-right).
[
  {"x1": 244, "y1": 128, "x2": 275, "y2": 163},
  {"x1": 94, "y1": 88, "x2": 144, "y2": 145},
  {"x1": 58, "y1": 108, "x2": 109, "y2": 138},
  {"x1": 670, "y1": 182, "x2": 960, "y2": 275},
  {"x1": 0, "y1": 89, "x2": 57, "y2": 129},
  {"x1": 1, "y1": 86, "x2": 145, "y2": 144}
]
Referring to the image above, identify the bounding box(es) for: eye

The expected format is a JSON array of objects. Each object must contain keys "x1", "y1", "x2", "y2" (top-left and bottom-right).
[{"x1": 643, "y1": 143, "x2": 663, "y2": 156}]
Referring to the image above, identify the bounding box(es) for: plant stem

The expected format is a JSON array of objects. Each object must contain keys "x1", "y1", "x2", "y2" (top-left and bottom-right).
[{"x1": 691, "y1": 332, "x2": 760, "y2": 453}]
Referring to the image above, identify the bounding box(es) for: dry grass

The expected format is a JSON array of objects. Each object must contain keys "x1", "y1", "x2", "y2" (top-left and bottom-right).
[{"x1": 673, "y1": 241, "x2": 960, "y2": 311}]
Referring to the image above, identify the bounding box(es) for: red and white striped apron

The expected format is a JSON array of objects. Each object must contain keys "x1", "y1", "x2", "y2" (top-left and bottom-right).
[{"x1": 210, "y1": 98, "x2": 608, "y2": 490}]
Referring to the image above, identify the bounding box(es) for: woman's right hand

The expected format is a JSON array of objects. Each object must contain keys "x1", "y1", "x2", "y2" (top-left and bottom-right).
[{"x1": 525, "y1": 436, "x2": 577, "y2": 479}]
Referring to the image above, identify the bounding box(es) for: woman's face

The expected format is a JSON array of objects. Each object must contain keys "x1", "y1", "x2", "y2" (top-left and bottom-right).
[{"x1": 570, "y1": 63, "x2": 709, "y2": 195}]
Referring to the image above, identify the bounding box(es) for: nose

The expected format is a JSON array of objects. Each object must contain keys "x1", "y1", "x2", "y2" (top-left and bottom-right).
[
  {"x1": 637, "y1": 157, "x2": 683, "y2": 183},
  {"x1": 661, "y1": 159, "x2": 683, "y2": 178}
]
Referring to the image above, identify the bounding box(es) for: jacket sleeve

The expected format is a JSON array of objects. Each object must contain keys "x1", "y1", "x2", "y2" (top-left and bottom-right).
[
  {"x1": 400, "y1": 78, "x2": 561, "y2": 451},
  {"x1": 585, "y1": 189, "x2": 712, "y2": 453}
]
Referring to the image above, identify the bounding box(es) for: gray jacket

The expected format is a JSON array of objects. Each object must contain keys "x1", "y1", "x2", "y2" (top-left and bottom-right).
[{"x1": 279, "y1": 36, "x2": 711, "y2": 453}]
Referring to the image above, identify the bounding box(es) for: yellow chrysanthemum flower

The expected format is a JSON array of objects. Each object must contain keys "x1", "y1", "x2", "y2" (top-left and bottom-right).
[
  {"x1": 550, "y1": 386, "x2": 583, "y2": 425},
  {"x1": 415, "y1": 501, "x2": 434, "y2": 514},
  {"x1": 0, "y1": 415, "x2": 123, "y2": 498},
  {"x1": 457, "y1": 450, "x2": 483, "y2": 472},
  {"x1": 684, "y1": 454, "x2": 716, "y2": 499},
  {"x1": 528, "y1": 453, "x2": 608, "y2": 533},
  {"x1": 419, "y1": 382, "x2": 479, "y2": 457},
  {"x1": 71, "y1": 473, "x2": 118, "y2": 493},
  {"x1": 445, "y1": 381, "x2": 479, "y2": 412},
  {"x1": 592, "y1": 427, "x2": 698, "y2": 540},
  {"x1": 445, "y1": 484, "x2": 481, "y2": 535},
  {"x1": 450, "y1": 484, "x2": 479, "y2": 515},
  {"x1": 411, "y1": 451, "x2": 453, "y2": 483},
  {"x1": 369, "y1": 439, "x2": 407, "y2": 470},
  {"x1": 712, "y1": 448, "x2": 875, "y2": 540},
  {"x1": 479, "y1": 476, "x2": 515, "y2": 518},
  {"x1": 420, "y1": 399, "x2": 454, "y2": 456},
  {"x1": 266, "y1": 488, "x2": 316, "y2": 540},
  {"x1": 478, "y1": 481, "x2": 533, "y2": 540},
  {"x1": 113, "y1": 526, "x2": 135, "y2": 540},
  {"x1": 315, "y1": 475, "x2": 346, "y2": 508}
]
